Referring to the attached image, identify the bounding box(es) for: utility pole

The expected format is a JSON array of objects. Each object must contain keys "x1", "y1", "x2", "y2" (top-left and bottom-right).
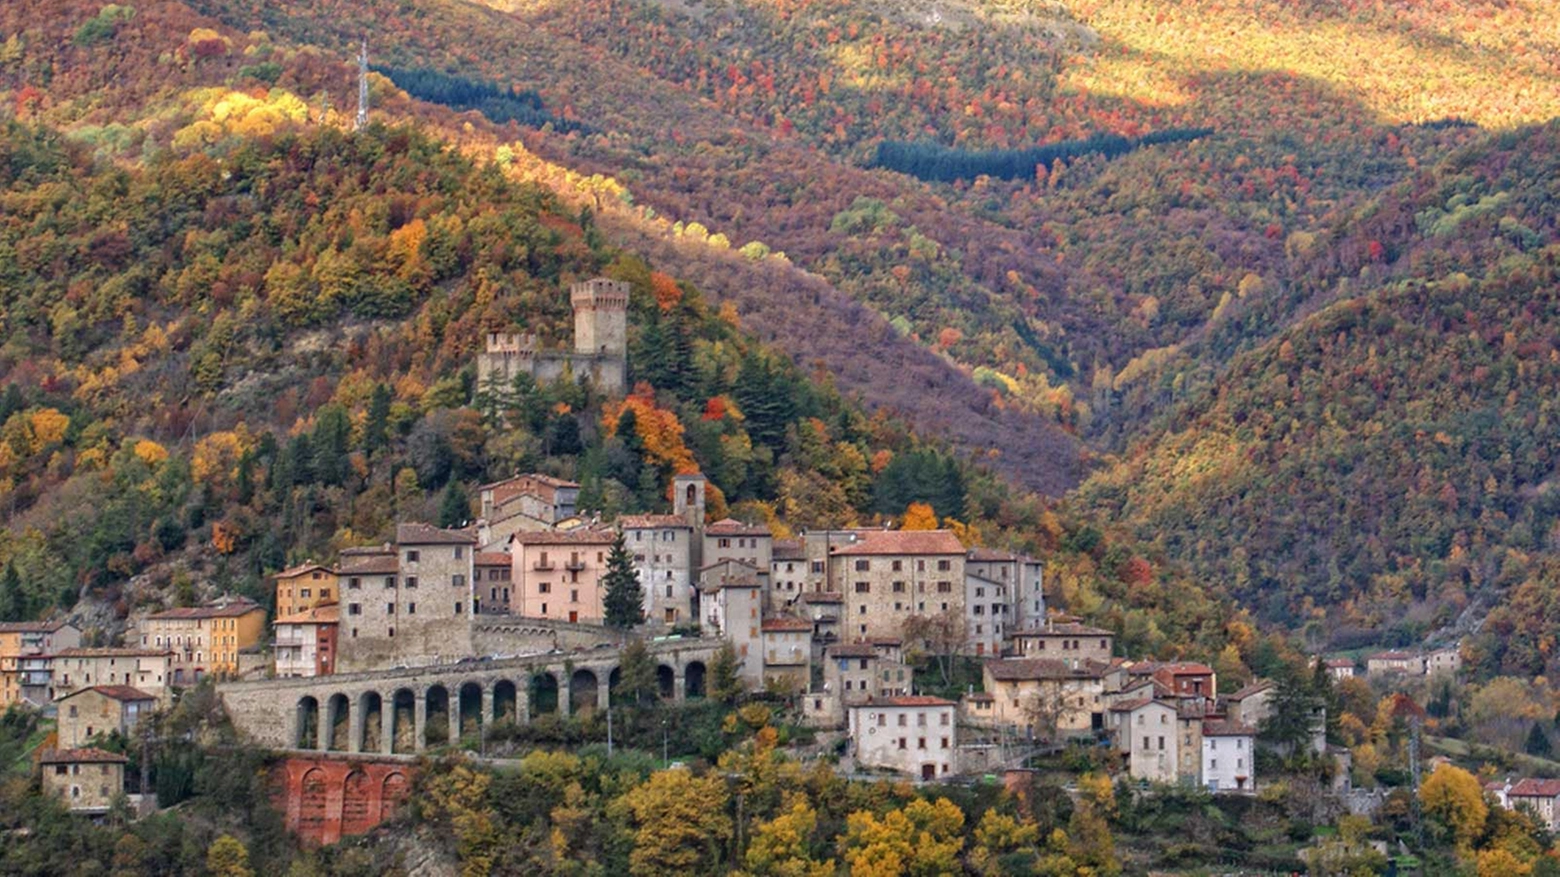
[
  {"x1": 354, "y1": 37, "x2": 369, "y2": 131},
  {"x1": 606, "y1": 704, "x2": 614, "y2": 757},
  {"x1": 1409, "y1": 716, "x2": 1423, "y2": 848}
]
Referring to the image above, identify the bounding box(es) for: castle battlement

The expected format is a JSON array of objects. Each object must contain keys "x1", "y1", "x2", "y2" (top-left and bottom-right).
[{"x1": 475, "y1": 279, "x2": 629, "y2": 397}]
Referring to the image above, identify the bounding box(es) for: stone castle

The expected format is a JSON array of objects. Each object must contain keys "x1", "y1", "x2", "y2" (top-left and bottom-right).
[{"x1": 476, "y1": 278, "x2": 629, "y2": 397}]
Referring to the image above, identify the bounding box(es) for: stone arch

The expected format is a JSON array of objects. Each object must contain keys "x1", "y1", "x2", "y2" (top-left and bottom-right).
[
  {"x1": 570, "y1": 668, "x2": 599, "y2": 716},
  {"x1": 296, "y1": 696, "x2": 320, "y2": 749},
  {"x1": 425, "y1": 685, "x2": 451, "y2": 748},
  {"x1": 298, "y1": 766, "x2": 328, "y2": 832},
  {"x1": 391, "y1": 688, "x2": 416, "y2": 754},
  {"x1": 380, "y1": 772, "x2": 410, "y2": 821},
  {"x1": 458, "y1": 682, "x2": 483, "y2": 741},
  {"x1": 359, "y1": 691, "x2": 384, "y2": 753},
  {"x1": 493, "y1": 679, "x2": 518, "y2": 723},
  {"x1": 341, "y1": 769, "x2": 374, "y2": 835},
  {"x1": 531, "y1": 672, "x2": 559, "y2": 715},
  {"x1": 684, "y1": 661, "x2": 707, "y2": 700},
  {"x1": 656, "y1": 664, "x2": 676, "y2": 700},
  {"x1": 326, "y1": 693, "x2": 350, "y2": 752},
  {"x1": 607, "y1": 667, "x2": 622, "y2": 706}
]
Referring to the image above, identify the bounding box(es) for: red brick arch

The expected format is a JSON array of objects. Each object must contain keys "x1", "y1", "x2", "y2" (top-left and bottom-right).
[{"x1": 272, "y1": 756, "x2": 418, "y2": 846}]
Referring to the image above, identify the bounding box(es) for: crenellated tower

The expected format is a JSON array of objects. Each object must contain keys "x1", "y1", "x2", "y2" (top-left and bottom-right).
[{"x1": 570, "y1": 278, "x2": 629, "y2": 359}]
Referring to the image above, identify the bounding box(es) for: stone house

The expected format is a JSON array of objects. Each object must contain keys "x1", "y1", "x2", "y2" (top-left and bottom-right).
[
  {"x1": 474, "y1": 550, "x2": 514, "y2": 615},
  {"x1": 704, "y1": 519, "x2": 773, "y2": 583},
  {"x1": 53, "y1": 648, "x2": 173, "y2": 700},
  {"x1": 336, "y1": 547, "x2": 399, "y2": 648},
  {"x1": 273, "y1": 604, "x2": 339, "y2": 678},
  {"x1": 798, "y1": 592, "x2": 842, "y2": 646},
  {"x1": 137, "y1": 598, "x2": 266, "y2": 684},
  {"x1": 1426, "y1": 645, "x2": 1462, "y2": 676},
  {"x1": 1508, "y1": 778, "x2": 1560, "y2": 831},
  {"x1": 1222, "y1": 681, "x2": 1275, "y2": 727},
  {"x1": 1366, "y1": 651, "x2": 1425, "y2": 675},
  {"x1": 1202, "y1": 720, "x2": 1256, "y2": 792},
  {"x1": 832, "y1": 530, "x2": 967, "y2": 647},
  {"x1": 1010, "y1": 621, "x2": 1115, "y2": 663},
  {"x1": 623, "y1": 514, "x2": 696, "y2": 627},
  {"x1": 272, "y1": 562, "x2": 338, "y2": 621},
  {"x1": 478, "y1": 473, "x2": 580, "y2": 526},
  {"x1": 770, "y1": 539, "x2": 807, "y2": 607},
  {"x1": 981, "y1": 657, "x2": 1118, "y2": 738},
  {"x1": 334, "y1": 525, "x2": 477, "y2": 673},
  {"x1": 511, "y1": 529, "x2": 617, "y2": 624},
  {"x1": 1324, "y1": 658, "x2": 1357, "y2": 680},
  {"x1": 1130, "y1": 662, "x2": 1216, "y2": 699},
  {"x1": 39, "y1": 748, "x2": 127, "y2": 813},
  {"x1": 56, "y1": 686, "x2": 157, "y2": 749},
  {"x1": 705, "y1": 578, "x2": 764, "y2": 688},
  {"x1": 18, "y1": 654, "x2": 56, "y2": 704},
  {"x1": 848, "y1": 696, "x2": 957, "y2": 780},
  {"x1": 1114, "y1": 698, "x2": 1180, "y2": 784},
  {"x1": 761, "y1": 616, "x2": 812, "y2": 692},
  {"x1": 0, "y1": 621, "x2": 81, "y2": 707},
  {"x1": 963, "y1": 572, "x2": 1008, "y2": 657},
  {"x1": 965, "y1": 548, "x2": 1045, "y2": 631}
]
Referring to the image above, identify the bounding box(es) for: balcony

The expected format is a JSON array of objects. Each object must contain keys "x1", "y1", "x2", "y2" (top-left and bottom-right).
[
  {"x1": 532, "y1": 560, "x2": 556, "y2": 571},
  {"x1": 564, "y1": 559, "x2": 586, "y2": 571}
]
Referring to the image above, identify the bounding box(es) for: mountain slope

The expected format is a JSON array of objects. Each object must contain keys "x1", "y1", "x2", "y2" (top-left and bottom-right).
[{"x1": 1078, "y1": 120, "x2": 1560, "y2": 646}]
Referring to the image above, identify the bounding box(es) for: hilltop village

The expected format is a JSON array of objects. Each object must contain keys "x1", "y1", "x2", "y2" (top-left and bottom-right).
[{"x1": 0, "y1": 278, "x2": 1546, "y2": 874}]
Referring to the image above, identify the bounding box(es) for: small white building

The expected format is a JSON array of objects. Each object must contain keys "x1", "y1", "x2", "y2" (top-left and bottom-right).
[
  {"x1": 848, "y1": 696, "x2": 957, "y2": 781},
  {"x1": 1508, "y1": 778, "x2": 1560, "y2": 831},
  {"x1": 1426, "y1": 645, "x2": 1462, "y2": 676},
  {"x1": 1201, "y1": 720, "x2": 1256, "y2": 793},
  {"x1": 1324, "y1": 658, "x2": 1356, "y2": 681},
  {"x1": 622, "y1": 515, "x2": 695, "y2": 627}
]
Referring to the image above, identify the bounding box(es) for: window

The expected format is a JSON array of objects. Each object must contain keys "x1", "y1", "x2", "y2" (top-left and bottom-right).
[
  {"x1": 571, "y1": 590, "x2": 580, "y2": 602},
  {"x1": 877, "y1": 714, "x2": 886, "y2": 727},
  {"x1": 1211, "y1": 759, "x2": 1217, "y2": 769},
  {"x1": 539, "y1": 583, "x2": 551, "y2": 594},
  {"x1": 300, "y1": 588, "x2": 311, "y2": 599},
  {"x1": 405, "y1": 577, "x2": 418, "y2": 589},
  {"x1": 941, "y1": 736, "x2": 949, "y2": 748},
  {"x1": 936, "y1": 582, "x2": 952, "y2": 593},
  {"x1": 348, "y1": 603, "x2": 362, "y2": 616},
  {"x1": 940, "y1": 713, "x2": 950, "y2": 726},
  {"x1": 384, "y1": 576, "x2": 395, "y2": 588},
  {"x1": 937, "y1": 559, "x2": 951, "y2": 571},
  {"x1": 854, "y1": 582, "x2": 870, "y2": 593},
  {"x1": 454, "y1": 546, "x2": 464, "y2": 559},
  {"x1": 898, "y1": 714, "x2": 907, "y2": 727},
  {"x1": 455, "y1": 601, "x2": 464, "y2": 614},
  {"x1": 1158, "y1": 736, "x2": 1165, "y2": 750},
  {"x1": 854, "y1": 560, "x2": 869, "y2": 572},
  {"x1": 406, "y1": 550, "x2": 420, "y2": 563},
  {"x1": 918, "y1": 737, "x2": 926, "y2": 750},
  {"x1": 898, "y1": 738, "x2": 907, "y2": 750},
  {"x1": 891, "y1": 560, "x2": 902, "y2": 572},
  {"x1": 321, "y1": 588, "x2": 331, "y2": 600},
  {"x1": 452, "y1": 574, "x2": 466, "y2": 588},
  {"x1": 386, "y1": 603, "x2": 395, "y2": 615},
  {"x1": 892, "y1": 581, "x2": 905, "y2": 593},
  {"x1": 811, "y1": 561, "x2": 824, "y2": 574},
  {"x1": 407, "y1": 602, "x2": 416, "y2": 615},
  {"x1": 388, "y1": 627, "x2": 394, "y2": 637}
]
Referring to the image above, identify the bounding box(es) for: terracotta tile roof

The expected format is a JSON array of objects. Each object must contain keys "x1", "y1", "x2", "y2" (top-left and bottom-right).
[
  {"x1": 480, "y1": 473, "x2": 579, "y2": 491},
  {"x1": 0, "y1": 621, "x2": 73, "y2": 633},
  {"x1": 274, "y1": 604, "x2": 340, "y2": 625},
  {"x1": 700, "y1": 559, "x2": 760, "y2": 573},
  {"x1": 1228, "y1": 681, "x2": 1274, "y2": 700},
  {"x1": 984, "y1": 658, "x2": 1111, "y2": 681},
  {"x1": 967, "y1": 547, "x2": 1019, "y2": 562},
  {"x1": 1368, "y1": 650, "x2": 1420, "y2": 661},
  {"x1": 618, "y1": 514, "x2": 692, "y2": 530},
  {"x1": 512, "y1": 529, "x2": 617, "y2": 546},
  {"x1": 859, "y1": 695, "x2": 955, "y2": 708},
  {"x1": 475, "y1": 551, "x2": 512, "y2": 566},
  {"x1": 828, "y1": 644, "x2": 878, "y2": 658},
  {"x1": 39, "y1": 747, "x2": 127, "y2": 765},
  {"x1": 771, "y1": 539, "x2": 805, "y2": 560},
  {"x1": 761, "y1": 617, "x2": 813, "y2": 632},
  {"x1": 1014, "y1": 622, "x2": 1114, "y2": 638},
  {"x1": 396, "y1": 523, "x2": 477, "y2": 545},
  {"x1": 145, "y1": 599, "x2": 263, "y2": 620},
  {"x1": 869, "y1": 637, "x2": 903, "y2": 646},
  {"x1": 65, "y1": 685, "x2": 156, "y2": 703},
  {"x1": 1151, "y1": 662, "x2": 1215, "y2": 676},
  {"x1": 966, "y1": 692, "x2": 995, "y2": 702},
  {"x1": 1203, "y1": 719, "x2": 1255, "y2": 736},
  {"x1": 55, "y1": 648, "x2": 171, "y2": 659},
  {"x1": 338, "y1": 554, "x2": 399, "y2": 575},
  {"x1": 831, "y1": 529, "x2": 966, "y2": 556},
  {"x1": 273, "y1": 562, "x2": 335, "y2": 579},
  {"x1": 706, "y1": 518, "x2": 771, "y2": 537},
  {"x1": 1109, "y1": 697, "x2": 1159, "y2": 713},
  {"x1": 1511, "y1": 778, "x2": 1560, "y2": 799},
  {"x1": 1325, "y1": 658, "x2": 1356, "y2": 668},
  {"x1": 800, "y1": 592, "x2": 843, "y2": 604}
]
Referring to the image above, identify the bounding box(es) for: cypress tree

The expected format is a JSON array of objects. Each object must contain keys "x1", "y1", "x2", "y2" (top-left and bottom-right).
[
  {"x1": 602, "y1": 534, "x2": 643, "y2": 631},
  {"x1": 0, "y1": 562, "x2": 24, "y2": 622},
  {"x1": 364, "y1": 383, "x2": 392, "y2": 456},
  {"x1": 438, "y1": 480, "x2": 470, "y2": 528},
  {"x1": 1526, "y1": 722, "x2": 1553, "y2": 758}
]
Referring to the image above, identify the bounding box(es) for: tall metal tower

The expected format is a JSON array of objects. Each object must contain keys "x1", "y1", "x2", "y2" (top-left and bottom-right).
[{"x1": 355, "y1": 38, "x2": 369, "y2": 131}]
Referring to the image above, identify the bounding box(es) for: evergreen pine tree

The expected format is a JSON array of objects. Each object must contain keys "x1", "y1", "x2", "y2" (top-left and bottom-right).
[
  {"x1": 364, "y1": 383, "x2": 392, "y2": 456},
  {"x1": 602, "y1": 534, "x2": 644, "y2": 631},
  {"x1": 710, "y1": 641, "x2": 743, "y2": 704},
  {"x1": 438, "y1": 480, "x2": 469, "y2": 528},
  {"x1": 1526, "y1": 722, "x2": 1553, "y2": 759},
  {"x1": 0, "y1": 562, "x2": 24, "y2": 622}
]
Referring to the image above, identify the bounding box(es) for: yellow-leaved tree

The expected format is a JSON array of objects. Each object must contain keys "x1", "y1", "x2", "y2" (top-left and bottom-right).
[
  {"x1": 1419, "y1": 763, "x2": 1488, "y2": 851},
  {"x1": 739, "y1": 795, "x2": 834, "y2": 877},
  {"x1": 841, "y1": 797, "x2": 964, "y2": 877},
  {"x1": 621, "y1": 768, "x2": 732, "y2": 877},
  {"x1": 901, "y1": 502, "x2": 938, "y2": 530}
]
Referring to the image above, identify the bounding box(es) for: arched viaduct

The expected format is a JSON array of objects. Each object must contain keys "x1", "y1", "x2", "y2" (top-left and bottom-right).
[{"x1": 220, "y1": 639, "x2": 720, "y2": 754}]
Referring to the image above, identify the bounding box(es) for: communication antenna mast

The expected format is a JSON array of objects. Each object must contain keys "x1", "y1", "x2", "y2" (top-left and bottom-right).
[
  {"x1": 355, "y1": 37, "x2": 369, "y2": 131},
  {"x1": 1409, "y1": 715, "x2": 1424, "y2": 847}
]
